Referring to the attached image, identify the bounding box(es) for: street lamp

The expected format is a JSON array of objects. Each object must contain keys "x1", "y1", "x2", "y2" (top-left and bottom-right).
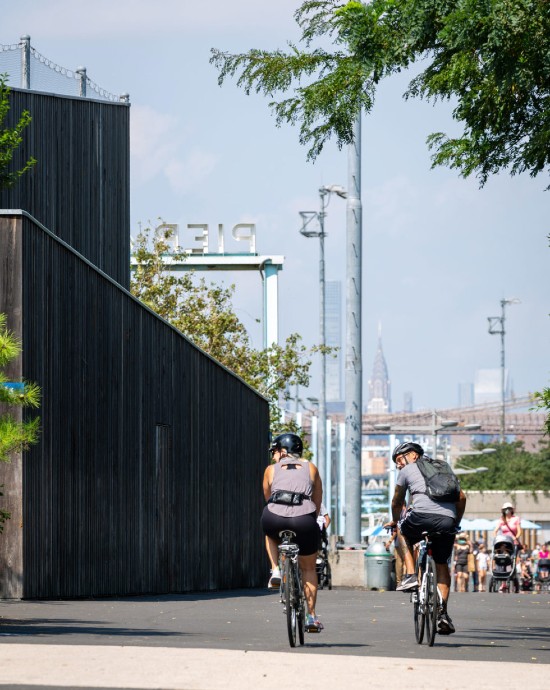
[
  {"x1": 488, "y1": 298, "x2": 520, "y2": 443},
  {"x1": 299, "y1": 185, "x2": 347, "y2": 502}
]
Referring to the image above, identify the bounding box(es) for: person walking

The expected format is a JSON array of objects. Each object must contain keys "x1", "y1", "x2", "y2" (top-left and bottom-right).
[
  {"x1": 476, "y1": 543, "x2": 490, "y2": 592},
  {"x1": 454, "y1": 534, "x2": 470, "y2": 593}
]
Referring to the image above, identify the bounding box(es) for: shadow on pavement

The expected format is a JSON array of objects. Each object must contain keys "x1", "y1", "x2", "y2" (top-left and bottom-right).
[{"x1": 0, "y1": 618, "x2": 191, "y2": 638}]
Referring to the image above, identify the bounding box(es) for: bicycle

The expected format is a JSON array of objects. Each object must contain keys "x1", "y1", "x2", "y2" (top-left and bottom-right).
[
  {"x1": 278, "y1": 529, "x2": 306, "y2": 648},
  {"x1": 316, "y1": 530, "x2": 332, "y2": 590},
  {"x1": 411, "y1": 531, "x2": 441, "y2": 647}
]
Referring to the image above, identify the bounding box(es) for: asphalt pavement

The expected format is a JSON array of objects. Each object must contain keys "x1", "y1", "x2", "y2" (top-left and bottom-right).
[{"x1": 0, "y1": 588, "x2": 547, "y2": 689}]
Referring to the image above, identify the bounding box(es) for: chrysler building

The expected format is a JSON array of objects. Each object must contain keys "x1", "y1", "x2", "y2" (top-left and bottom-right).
[{"x1": 367, "y1": 324, "x2": 392, "y2": 414}]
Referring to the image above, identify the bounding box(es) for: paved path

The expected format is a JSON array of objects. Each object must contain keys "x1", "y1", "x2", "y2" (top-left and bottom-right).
[{"x1": 0, "y1": 589, "x2": 548, "y2": 689}]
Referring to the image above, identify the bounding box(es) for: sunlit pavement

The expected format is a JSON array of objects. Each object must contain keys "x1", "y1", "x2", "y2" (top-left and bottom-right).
[{"x1": 0, "y1": 589, "x2": 547, "y2": 689}]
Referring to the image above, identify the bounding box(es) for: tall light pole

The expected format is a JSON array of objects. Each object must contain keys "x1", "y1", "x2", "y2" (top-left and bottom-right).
[
  {"x1": 299, "y1": 185, "x2": 347, "y2": 492},
  {"x1": 488, "y1": 298, "x2": 520, "y2": 443},
  {"x1": 345, "y1": 112, "x2": 362, "y2": 545}
]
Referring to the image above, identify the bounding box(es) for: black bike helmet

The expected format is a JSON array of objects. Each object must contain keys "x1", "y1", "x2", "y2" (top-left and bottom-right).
[
  {"x1": 392, "y1": 441, "x2": 424, "y2": 464},
  {"x1": 270, "y1": 432, "x2": 303, "y2": 457}
]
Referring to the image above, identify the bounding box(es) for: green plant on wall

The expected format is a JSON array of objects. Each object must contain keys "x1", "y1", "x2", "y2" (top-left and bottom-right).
[
  {"x1": 0, "y1": 74, "x2": 36, "y2": 189},
  {"x1": 0, "y1": 315, "x2": 40, "y2": 531}
]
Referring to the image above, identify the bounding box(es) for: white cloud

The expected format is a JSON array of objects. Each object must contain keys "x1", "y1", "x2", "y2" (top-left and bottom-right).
[
  {"x1": 164, "y1": 150, "x2": 219, "y2": 194},
  {"x1": 131, "y1": 104, "x2": 218, "y2": 194}
]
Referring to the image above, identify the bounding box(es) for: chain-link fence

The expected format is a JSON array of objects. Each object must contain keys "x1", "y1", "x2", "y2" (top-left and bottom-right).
[{"x1": 0, "y1": 36, "x2": 129, "y2": 103}]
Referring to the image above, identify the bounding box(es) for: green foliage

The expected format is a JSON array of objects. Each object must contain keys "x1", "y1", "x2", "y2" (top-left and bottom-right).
[
  {"x1": 457, "y1": 441, "x2": 550, "y2": 492},
  {"x1": 210, "y1": 1, "x2": 375, "y2": 160},
  {"x1": 130, "y1": 223, "x2": 327, "y2": 438},
  {"x1": 0, "y1": 313, "x2": 41, "y2": 531},
  {"x1": 0, "y1": 74, "x2": 36, "y2": 189},
  {"x1": 533, "y1": 387, "x2": 550, "y2": 436},
  {"x1": 211, "y1": 0, "x2": 550, "y2": 185}
]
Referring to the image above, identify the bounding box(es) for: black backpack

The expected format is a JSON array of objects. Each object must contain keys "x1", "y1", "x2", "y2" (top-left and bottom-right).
[{"x1": 415, "y1": 456, "x2": 461, "y2": 502}]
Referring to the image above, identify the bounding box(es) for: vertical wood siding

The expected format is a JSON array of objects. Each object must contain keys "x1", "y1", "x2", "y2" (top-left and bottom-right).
[
  {"x1": 0, "y1": 214, "x2": 269, "y2": 598},
  {"x1": 0, "y1": 89, "x2": 130, "y2": 288}
]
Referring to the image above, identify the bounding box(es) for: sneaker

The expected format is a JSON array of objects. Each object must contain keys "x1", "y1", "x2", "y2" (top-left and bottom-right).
[
  {"x1": 437, "y1": 608, "x2": 456, "y2": 635},
  {"x1": 396, "y1": 573, "x2": 419, "y2": 591},
  {"x1": 268, "y1": 567, "x2": 281, "y2": 589},
  {"x1": 305, "y1": 614, "x2": 324, "y2": 633}
]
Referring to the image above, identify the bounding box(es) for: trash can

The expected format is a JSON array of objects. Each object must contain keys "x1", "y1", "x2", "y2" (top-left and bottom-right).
[{"x1": 364, "y1": 542, "x2": 393, "y2": 590}]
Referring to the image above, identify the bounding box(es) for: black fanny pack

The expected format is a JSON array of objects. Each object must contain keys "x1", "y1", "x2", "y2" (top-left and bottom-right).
[{"x1": 268, "y1": 491, "x2": 307, "y2": 506}]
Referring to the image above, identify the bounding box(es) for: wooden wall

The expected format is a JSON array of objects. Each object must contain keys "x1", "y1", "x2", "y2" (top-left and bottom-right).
[
  {"x1": 0, "y1": 213, "x2": 269, "y2": 598},
  {"x1": 0, "y1": 89, "x2": 130, "y2": 288}
]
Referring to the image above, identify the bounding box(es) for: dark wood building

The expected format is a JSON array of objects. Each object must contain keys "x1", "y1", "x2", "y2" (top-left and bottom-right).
[
  {"x1": 0, "y1": 90, "x2": 269, "y2": 598},
  {"x1": 0, "y1": 88, "x2": 130, "y2": 289}
]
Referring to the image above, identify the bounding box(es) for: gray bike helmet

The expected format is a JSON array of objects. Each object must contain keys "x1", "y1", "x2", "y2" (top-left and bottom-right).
[
  {"x1": 270, "y1": 433, "x2": 303, "y2": 457},
  {"x1": 392, "y1": 441, "x2": 424, "y2": 464}
]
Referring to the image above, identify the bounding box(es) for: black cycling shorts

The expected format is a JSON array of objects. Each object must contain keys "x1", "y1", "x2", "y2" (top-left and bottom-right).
[
  {"x1": 261, "y1": 507, "x2": 319, "y2": 556},
  {"x1": 398, "y1": 511, "x2": 457, "y2": 564}
]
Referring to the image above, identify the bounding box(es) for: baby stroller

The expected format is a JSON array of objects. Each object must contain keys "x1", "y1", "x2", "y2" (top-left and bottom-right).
[
  {"x1": 488, "y1": 534, "x2": 519, "y2": 593},
  {"x1": 535, "y1": 558, "x2": 550, "y2": 592},
  {"x1": 315, "y1": 526, "x2": 332, "y2": 590}
]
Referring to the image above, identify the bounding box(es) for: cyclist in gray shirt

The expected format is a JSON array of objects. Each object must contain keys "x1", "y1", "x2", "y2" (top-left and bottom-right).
[{"x1": 385, "y1": 442, "x2": 466, "y2": 635}]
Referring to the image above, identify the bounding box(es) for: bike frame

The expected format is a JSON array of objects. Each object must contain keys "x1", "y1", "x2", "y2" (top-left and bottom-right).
[
  {"x1": 278, "y1": 530, "x2": 305, "y2": 647},
  {"x1": 412, "y1": 533, "x2": 442, "y2": 647}
]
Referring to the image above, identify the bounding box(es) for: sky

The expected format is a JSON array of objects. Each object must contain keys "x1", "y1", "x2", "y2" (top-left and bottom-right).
[{"x1": 2, "y1": 0, "x2": 549, "y2": 412}]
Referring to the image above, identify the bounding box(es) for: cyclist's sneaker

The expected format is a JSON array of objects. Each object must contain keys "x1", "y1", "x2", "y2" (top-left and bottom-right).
[
  {"x1": 305, "y1": 614, "x2": 324, "y2": 633},
  {"x1": 437, "y1": 608, "x2": 456, "y2": 635},
  {"x1": 396, "y1": 574, "x2": 419, "y2": 591},
  {"x1": 267, "y1": 566, "x2": 281, "y2": 589}
]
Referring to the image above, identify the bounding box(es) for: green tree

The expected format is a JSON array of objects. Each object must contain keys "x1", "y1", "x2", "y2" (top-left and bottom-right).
[
  {"x1": 0, "y1": 74, "x2": 36, "y2": 188},
  {"x1": 533, "y1": 387, "x2": 550, "y2": 437},
  {"x1": 211, "y1": 0, "x2": 550, "y2": 186},
  {"x1": 457, "y1": 441, "x2": 550, "y2": 492},
  {"x1": 0, "y1": 314, "x2": 40, "y2": 531},
  {"x1": 130, "y1": 223, "x2": 327, "y2": 442}
]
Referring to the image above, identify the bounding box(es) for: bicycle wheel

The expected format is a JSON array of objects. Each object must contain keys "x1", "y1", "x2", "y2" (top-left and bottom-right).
[
  {"x1": 296, "y1": 571, "x2": 305, "y2": 646},
  {"x1": 425, "y1": 558, "x2": 439, "y2": 647},
  {"x1": 411, "y1": 561, "x2": 426, "y2": 644},
  {"x1": 413, "y1": 566, "x2": 425, "y2": 644},
  {"x1": 284, "y1": 557, "x2": 297, "y2": 647},
  {"x1": 326, "y1": 561, "x2": 333, "y2": 590}
]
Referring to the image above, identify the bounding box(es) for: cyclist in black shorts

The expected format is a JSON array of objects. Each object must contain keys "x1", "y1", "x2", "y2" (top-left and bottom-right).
[
  {"x1": 385, "y1": 442, "x2": 466, "y2": 635},
  {"x1": 261, "y1": 433, "x2": 324, "y2": 632}
]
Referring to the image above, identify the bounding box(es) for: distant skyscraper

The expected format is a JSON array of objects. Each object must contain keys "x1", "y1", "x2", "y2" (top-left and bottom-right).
[
  {"x1": 367, "y1": 324, "x2": 391, "y2": 414},
  {"x1": 326, "y1": 281, "x2": 342, "y2": 402},
  {"x1": 458, "y1": 382, "x2": 474, "y2": 408},
  {"x1": 403, "y1": 391, "x2": 413, "y2": 413},
  {"x1": 474, "y1": 368, "x2": 509, "y2": 405}
]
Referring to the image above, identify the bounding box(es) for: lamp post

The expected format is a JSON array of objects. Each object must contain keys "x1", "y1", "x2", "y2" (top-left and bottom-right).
[
  {"x1": 488, "y1": 298, "x2": 520, "y2": 443},
  {"x1": 299, "y1": 185, "x2": 347, "y2": 494}
]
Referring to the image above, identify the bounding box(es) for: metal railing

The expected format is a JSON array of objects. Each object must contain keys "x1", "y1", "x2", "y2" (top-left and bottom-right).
[{"x1": 0, "y1": 35, "x2": 129, "y2": 103}]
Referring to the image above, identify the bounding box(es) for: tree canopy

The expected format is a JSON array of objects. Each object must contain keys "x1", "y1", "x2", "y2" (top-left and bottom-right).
[
  {"x1": 211, "y1": 0, "x2": 550, "y2": 186},
  {"x1": 131, "y1": 223, "x2": 325, "y2": 440},
  {"x1": 457, "y1": 441, "x2": 550, "y2": 492}
]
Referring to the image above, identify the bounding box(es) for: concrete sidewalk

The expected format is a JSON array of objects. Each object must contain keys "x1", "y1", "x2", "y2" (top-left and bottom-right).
[{"x1": 0, "y1": 643, "x2": 546, "y2": 690}]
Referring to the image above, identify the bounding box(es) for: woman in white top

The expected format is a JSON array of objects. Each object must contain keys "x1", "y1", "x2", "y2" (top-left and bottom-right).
[{"x1": 476, "y1": 543, "x2": 491, "y2": 591}]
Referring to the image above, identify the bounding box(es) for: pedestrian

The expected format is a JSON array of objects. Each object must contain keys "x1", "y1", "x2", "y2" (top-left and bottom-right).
[
  {"x1": 476, "y1": 543, "x2": 490, "y2": 592},
  {"x1": 493, "y1": 501, "x2": 522, "y2": 549},
  {"x1": 468, "y1": 541, "x2": 479, "y2": 592},
  {"x1": 453, "y1": 533, "x2": 470, "y2": 593}
]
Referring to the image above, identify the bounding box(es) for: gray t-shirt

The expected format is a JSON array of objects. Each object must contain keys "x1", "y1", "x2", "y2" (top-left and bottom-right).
[{"x1": 396, "y1": 462, "x2": 457, "y2": 519}]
